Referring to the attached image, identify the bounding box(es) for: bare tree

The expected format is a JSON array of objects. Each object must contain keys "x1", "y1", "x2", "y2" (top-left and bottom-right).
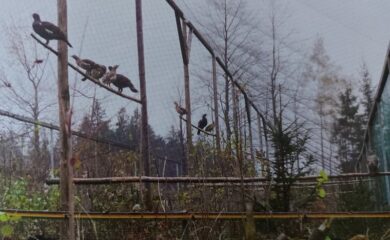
[
  {"x1": 0, "y1": 25, "x2": 55, "y2": 177},
  {"x1": 191, "y1": 0, "x2": 259, "y2": 153},
  {"x1": 302, "y1": 37, "x2": 346, "y2": 171}
]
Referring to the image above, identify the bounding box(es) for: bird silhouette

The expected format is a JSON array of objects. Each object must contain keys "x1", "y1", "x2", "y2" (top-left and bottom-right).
[
  {"x1": 197, "y1": 114, "x2": 208, "y2": 135},
  {"x1": 32, "y1": 13, "x2": 72, "y2": 47},
  {"x1": 174, "y1": 102, "x2": 187, "y2": 116}
]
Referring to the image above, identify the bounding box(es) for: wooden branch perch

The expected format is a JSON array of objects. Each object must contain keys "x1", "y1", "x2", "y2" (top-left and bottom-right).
[
  {"x1": 4, "y1": 209, "x2": 390, "y2": 220},
  {"x1": 180, "y1": 116, "x2": 216, "y2": 137},
  {"x1": 0, "y1": 108, "x2": 132, "y2": 150},
  {"x1": 31, "y1": 33, "x2": 141, "y2": 104},
  {"x1": 47, "y1": 176, "x2": 264, "y2": 185},
  {"x1": 46, "y1": 172, "x2": 390, "y2": 185}
]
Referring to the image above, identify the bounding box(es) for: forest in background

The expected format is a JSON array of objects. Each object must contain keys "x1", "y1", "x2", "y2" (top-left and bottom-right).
[{"x1": 0, "y1": 0, "x2": 384, "y2": 239}]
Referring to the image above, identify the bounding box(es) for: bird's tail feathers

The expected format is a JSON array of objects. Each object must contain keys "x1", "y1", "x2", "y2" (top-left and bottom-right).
[{"x1": 129, "y1": 85, "x2": 138, "y2": 93}]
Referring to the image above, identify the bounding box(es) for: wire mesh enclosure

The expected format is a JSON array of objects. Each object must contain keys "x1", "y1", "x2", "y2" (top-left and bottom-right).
[{"x1": 0, "y1": 0, "x2": 386, "y2": 239}]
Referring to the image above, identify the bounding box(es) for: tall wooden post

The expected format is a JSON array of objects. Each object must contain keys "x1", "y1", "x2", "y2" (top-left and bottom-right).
[
  {"x1": 57, "y1": 0, "x2": 74, "y2": 239},
  {"x1": 232, "y1": 84, "x2": 240, "y2": 161},
  {"x1": 183, "y1": 22, "x2": 192, "y2": 176},
  {"x1": 257, "y1": 114, "x2": 263, "y2": 151},
  {"x1": 212, "y1": 56, "x2": 221, "y2": 164},
  {"x1": 245, "y1": 98, "x2": 255, "y2": 171},
  {"x1": 135, "y1": 0, "x2": 152, "y2": 210}
]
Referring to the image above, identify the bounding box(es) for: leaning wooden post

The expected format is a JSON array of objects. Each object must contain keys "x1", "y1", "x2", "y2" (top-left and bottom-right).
[
  {"x1": 57, "y1": 0, "x2": 75, "y2": 239},
  {"x1": 212, "y1": 56, "x2": 221, "y2": 165},
  {"x1": 175, "y1": 12, "x2": 191, "y2": 175},
  {"x1": 135, "y1": 0, "x2": 152, "y2": 210}
]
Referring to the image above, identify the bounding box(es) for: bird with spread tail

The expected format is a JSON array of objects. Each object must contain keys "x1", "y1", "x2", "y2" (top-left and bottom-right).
[
  {"x1": 111, "y1": 74, "x2": 138, "y2": 93},
  {"x1": 102, "y1": 65, "x2": 119, "y2": 86},
  {"x1": 174, "y1": 102, "x2": 187, "y2": 116},
  {"x1": 205, "y1": 122, "x2": 215, "y2": 132},
  {"x1": 197, "y1": 114, "x2": 208, "y2": 135},
  {"x1": 32, "y1": 13, "x2": 72, "y2": 47}
]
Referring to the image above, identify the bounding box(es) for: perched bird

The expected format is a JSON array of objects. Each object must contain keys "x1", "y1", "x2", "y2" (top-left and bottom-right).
[
  {"x1": 205, "y1": 122, "x2": 215, "y2": 132},
  {"x1": 34, "y1": 59, "x2": 44, "y2": 64},
  {"x1": 367, "y1": 153, "x2": 379, "y2": 175},
  {"x1": 71, "y1": 55, "x2": 97, "y2": 81},
  {"x1": 132, "y1": 203, "x2": 142, "y2": 212},
  {"x1": 174, "y1": 102, "x2": 187, "y2": 116},
  {"x1": 102, "y1": 65, "x2": 118, "y2": 86},
  {"x1": 112, "y1": 74, "x2": 138, "y2": 93},
  {"x1": 197, "y1": 114, "x2": 208, "y2": 135},
  {"x1": 32, "y1": 13, "x2": 72, "y2": 48},
  {"x1": 90, "y1": 64, "x2": 107, "y2": 80}
]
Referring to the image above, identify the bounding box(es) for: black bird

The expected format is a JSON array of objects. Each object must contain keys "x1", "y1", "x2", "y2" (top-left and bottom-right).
[
  {"x1": 102, "y1": 65, "x2": 119, "y2": 86},
  {"x1": 32, "y1": 13, "x2": 72, "y2": 48},
  {"x1": 174, "y1": 101, "x2": 187, "y2": 116},
  {"x1": 112, "y1": 74, "x2": 138, "y2": 93},
  {"x1": 197, "y1": 114, "x2": 208, "y2": 135}
]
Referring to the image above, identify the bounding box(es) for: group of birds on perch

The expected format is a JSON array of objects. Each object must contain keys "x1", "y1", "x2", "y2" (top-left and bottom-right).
[
  {"x1": 32, "y1": 13, "x2": 217, "y2": 134},
  {"x1": 174, "y1": 102, "x2": 215, "y2": 135},
  {"x1": 32, "y1": 13, "x2": 138, "y2": 94}
]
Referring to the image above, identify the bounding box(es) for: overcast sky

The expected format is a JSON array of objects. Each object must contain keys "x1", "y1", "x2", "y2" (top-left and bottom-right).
[{"x1": 0, "y1": 0, "x2": 389, "y2": 139}]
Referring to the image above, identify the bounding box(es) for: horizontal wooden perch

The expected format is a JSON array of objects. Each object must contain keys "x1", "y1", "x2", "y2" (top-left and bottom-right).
[
  {"x1": 46, "y1": 172, "x2": 390, "y2": 185},
  {"x1": 31, "y1": 33, "x2": 141, "y2": 104},
  {"x1": 0, "y1": 108, "x2": 131, "y2": 150},
  {"x1": 4, "y1": 208, "x2": 390, "y2": 220},
  {"x1": 47, "y1": 176, "x2": 264, "y2": 185},
  {"x1": 5, "y1": 208, "x2": 390, "y2": 220},
  {"x1": 180, "y1": 117, "x2": 216, "y2": 137}
]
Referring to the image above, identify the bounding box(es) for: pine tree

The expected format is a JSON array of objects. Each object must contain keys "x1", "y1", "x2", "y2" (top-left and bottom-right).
[
  {"x1": 333, "y1": 87, "x2": 364, "y2": 172},
  {"x1": 359, "y1": 62, "x2": 373, "y2": 125}
]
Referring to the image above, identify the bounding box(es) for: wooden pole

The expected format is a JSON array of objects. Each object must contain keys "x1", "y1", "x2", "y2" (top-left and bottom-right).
[
  {"x1": 135, "y1": 0, "x2": 152, "y2": 211},
  {"x1": 257, "y1": 114, "x2": 263, "y2": 151},
  {"x1": 174, "y1": 12, "x2": 191, "y2": 176},
  {"x1": 57, "y1": 0, "x2": 74, "y2": 239},
  {"x1": 183, "y1": 21, "x2": 192, "y2": 176},
  {"x1": 0, "y1": 108, "x2": 134, "y2": 150},
  {"x1": 46, "y1": 171, "x2": 390, "y2": 185},
  {"x1": 245, "y1": 98, "x2": 255, "y2": 171},
  {"x1": 212, "y1": 56, "x2": 221, "y2": 162}
]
